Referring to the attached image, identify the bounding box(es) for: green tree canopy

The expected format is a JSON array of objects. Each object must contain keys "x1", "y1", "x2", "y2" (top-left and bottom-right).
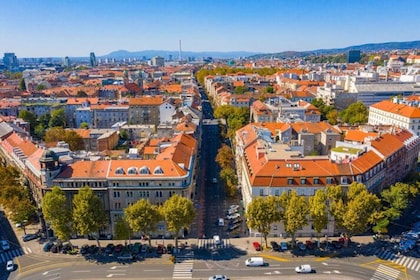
[
  {"x1": 10, "y1": 198, "x2": 37, "y2": 234},
  {"x1": 124, "y1": 199, "x2": 161, "y2": 247},
  {"x1": 72, "y1": 186, "x2": 107, "y2": 246},
  {"x1": 265, "y1": 86, "x2": 274, "y2": 93},
  {"x1": 309, "y1": 189, "x2": 328, "y2": 243},
  {"x1": 18, "y1": 110, "x2": 37, "y2": 132},
  {"x1": 234, "y1": 85, "x2": 249, "y2": 94},
  {"x1": 49, "y1": 108, "x2": 66, "y2": 128},
  {"x1": 19, "y1": 78, "x2": 26, "y2": 91},
  {"x1": 42, "y1": 186, "x2": 72, "y2": 241},
  {"x1": 114, "y1": 216, "x2": 132, "y2": 244},
  {"x1": 80, "y1": 122, "x2": 89, "y2": 129},
  {"x1": 340, "y1": 102, "x2": 368, "y2": 125},
  {"x1": 279, "y1": 190, "x2": 309, "y2": 245},
  {"x1": 64, "y1": 130, "x2": 85, "y2": 151},
  {"x1": 219, "y1": 167, "x2": 238, "y2": 197},
  {"x1": 246, "y1": 196, "x2": 280, "y2": 247},
  {"x1": 311, "y1": 98, "x2": 335, "y2": 121},
  {"x1": 160, "y1": 194, "x2": 195, "y2": 251},
  {"x1": 35, "y1": 84, "x2": 47, "y2": 91},
  {"x1": 214, "y1": 105, "x2": 236, "y2": 120}
]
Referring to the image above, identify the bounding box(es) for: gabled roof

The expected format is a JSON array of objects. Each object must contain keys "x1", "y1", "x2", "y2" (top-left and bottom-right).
[
  {"x1": 371, "y1": 100, "x2": 420, "y2": 118},
  {"x1": 129, "y1": 95, "x2": 165, "y2": 106},
  {"x1": 371, "y1": 133, "x2": 404, "y2": 157}
]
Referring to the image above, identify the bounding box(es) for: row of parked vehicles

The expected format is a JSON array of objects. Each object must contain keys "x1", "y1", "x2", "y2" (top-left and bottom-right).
[{"x1": 253, "y1": 237, "x2": 351, "y2": 252}]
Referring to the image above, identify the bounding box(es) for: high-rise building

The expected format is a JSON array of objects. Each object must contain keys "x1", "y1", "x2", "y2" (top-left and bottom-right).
[
  {"x1": 89, "y1": 52, "x2": 97, "y2": 67},
  {"x1": 63, "y1": 56, "x2": 70, "y2": 68},
  {"x1": 347, "y1": 50, "x2": 361, "y2": 63},
  {"x1": 3, "y1": 53, "x2": 19, "y2": 70},
  {"x1": 151, "y1": 56, "x2": 164, "y2": 67}
]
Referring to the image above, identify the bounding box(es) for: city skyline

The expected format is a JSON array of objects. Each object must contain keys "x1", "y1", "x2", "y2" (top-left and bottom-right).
[{"x1": 1, "y1": 0, "x2": 419, "y2": 58}]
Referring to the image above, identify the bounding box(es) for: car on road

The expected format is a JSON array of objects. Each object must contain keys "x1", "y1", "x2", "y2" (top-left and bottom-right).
[
  {"x1": 227, "y1": 208, "x2": 239, "y2": 215},
  {"x1": 228, "y1": 223, "x2": 240, "y2": 231},
  {"x1": 1, "y1": 240, "x2": 10, "y2": 251},
  {"x1": 208, "y1": 275, "x2": 229, "y2": 280},
  {"x1": 43, "y1": 242, "x2": 53, "y2": 252},
  {"x1": 213, "y1": 235, "x2": 221, "y2": 245},
  {"x1": 226, "y1": 213, "x2": 240, "y2": 220},
  {"x1": 22, "y1": 233, "x2": 38, "y2": 242},
  {"x1": 6, "y1": 260, "x2": 14, "y2": 271},
  {"x1": 218, "y1": 218, "x2": 224, "y2": 227},
  {"x1": 212, "y1": 178, "x2": 218, "y2": 183},
  {"x1": 245, "y1": 257, "x2": 265, "y2": 266},
  {"x1": 295, "y1": 264, "x2": 313, "y2": 273},
  {"x1": 228, "y1": 204, "x2": 240, "y2": 211}
]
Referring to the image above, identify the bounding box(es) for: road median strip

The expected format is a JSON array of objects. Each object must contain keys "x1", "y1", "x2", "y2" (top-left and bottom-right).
[{"x1": 258, "y1": 254, "x2": 288, "y2": 262}]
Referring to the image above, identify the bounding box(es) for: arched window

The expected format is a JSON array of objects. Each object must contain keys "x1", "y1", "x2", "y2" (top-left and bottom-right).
[
  {"x1": 154, "y1": 166, "x2": 164, "y2": 175},
  {"x1": 127, "y1": 167, "x2": 137, "y2": 175},
  {"x1": 139, "y1": 166, "x2": 150, "y2": 175},
  {"x1": 115, "y1": 167, "x2": 124, "y2": 175}
]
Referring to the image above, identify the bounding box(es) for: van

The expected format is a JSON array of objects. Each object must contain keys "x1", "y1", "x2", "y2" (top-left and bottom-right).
[
  {"x1": 295, "y1": 264, "x2": 312, "y2": 273},
  {"x1": 213, "y1": 235, "x2": 221, "y2": 245},
  {"x1": 245, "y1": 257, "x2": 265, "y2": 267}
]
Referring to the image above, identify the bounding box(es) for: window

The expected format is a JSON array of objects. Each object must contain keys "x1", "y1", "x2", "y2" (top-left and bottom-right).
[
  {"x1": 139, "y1": 166, "x2": 150, "y2": 174},
  {"x1": 287, "y1": 178, "x2": 294, "y2": 185},
  {"x1": 113, "y1": 191, "x2": 120, "y2": 198},
  {"x1": 313, "y1": 178, "x2": 320, "y2": 184},
  {"x1": 275, "y1": 189, "x2": 280, "y2": 196},
  {"x1": 115, "y1": 167, "x2": 124, "y2": 175},
  {"x1": 154, "y1": 166, "x2": 164, "y2": 174},
  {"x1": 259, "y1": 189, "x2": 264, "y2": 196},
  {"x1": 300, "y1": 178, "x2": 306, "y2": 184},
  {"x1": 326, "y1": 177, "x2": 333, "y2": 184},
  {"x1": 341, "y1": 177, "x2": 348, "y2": 185}
]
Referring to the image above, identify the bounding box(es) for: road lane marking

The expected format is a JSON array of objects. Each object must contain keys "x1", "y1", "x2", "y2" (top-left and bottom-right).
[
  {"x1": 258, "y1": 254, "x2": 288, "y2": 262},
  {"x1": 72, "y1": 270, "x2": 91, "y2": 273}
]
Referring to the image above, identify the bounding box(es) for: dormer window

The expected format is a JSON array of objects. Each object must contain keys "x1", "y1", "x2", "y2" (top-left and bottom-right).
[
  {"x1": 115, "y1": 167, "x2": 124, "y2": 175},
  {"x1": 127, "y1": 167, "x2": 137, "y2": 175},
  {"x1": 154, "y1": 166, "x2": 164, "y2": 175},
  {"x1": 139, "y1": 166, "x2": 150, "y2": 175}
]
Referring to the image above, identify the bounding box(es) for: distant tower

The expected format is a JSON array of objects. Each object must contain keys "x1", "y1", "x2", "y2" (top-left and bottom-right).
[
  {"x1": 89, "y1": 52, "x2": 97, "y2": 67},
  {"x1": 3, "y1": 53, "x2": 19, "y2": 70},
  {"x1": 347, "y1": 50, "x2": 361, "y2": 63},
  {"x1": 63, "y1": 56, "x2": 70, "y2": 68},
  {"x1": 179, "y1": 40, "x2": 182, "y2": 61}
]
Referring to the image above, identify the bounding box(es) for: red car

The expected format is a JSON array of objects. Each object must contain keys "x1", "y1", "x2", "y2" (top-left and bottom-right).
[
  {"x1": 114, "y1": 244, "x2": 123, "y2": 253},
  {"x1": 252, "y1": 242, "x2": 262, "y2": 251}
]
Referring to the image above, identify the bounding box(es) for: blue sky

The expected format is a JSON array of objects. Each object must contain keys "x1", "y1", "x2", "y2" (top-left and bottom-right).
[{"x1": 0, "y1": 0, "x2": 418, "y2": 57}]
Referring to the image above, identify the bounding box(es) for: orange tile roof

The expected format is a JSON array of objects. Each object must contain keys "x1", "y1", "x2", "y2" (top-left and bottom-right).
[
  {"x1": 371, "y1": 100, "x2": 420, "y2": 118},
  {"x1": 129, "y1": 95, "x2": 165, "y2": 106},
  {"x1": 371, "y1": 134, "x2": 404, "y2": 157},
  {"x1": 67, "y1": 97, "x2": 100, "y2": 105},
  {"x1": 73, "y1": 128, "x2": 92, "y2": 139},
  {"x1": 351, "y1": 150, "x2": 383, "y2": 173},
  {"x1": 344, "y1": 130, "x2": 379, "y2": 143}
]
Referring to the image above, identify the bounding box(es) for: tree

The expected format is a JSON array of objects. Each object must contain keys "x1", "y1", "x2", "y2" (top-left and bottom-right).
[
  {"x1": 219, "y1": 167, "x2": 238, "y2": 197},
  {"x1": 216, "y1": 144, "x2": 233, "y2": 169},
  {"x1": 246, "y1": 196, "x2": 280, "y2": 248},
  {"x1": 340, "y1": 102, "x2": 368, "y2": 125},
  {"x1": 265, "y1": 86, "x2": 274, "y2": 93},
  {"x1": 279, "y1": 190, "x2": 309, "y2": 245},
  {"x1": 35, "y1": 84, "x2": 47, "y2": 91},
  {"x1": 42, "y1": 186, "x2": 72, "y2": 241},
  {"x1": 34, "y1": 124, "x2": 46, "y2": 139},
  {"x1": 49, "y1": 108, "x2": 66, "y2": 128},
  {"x1": 119, "y1": 129, "x2": 128, "y2": 140},
  {"x1": 114, "y1": 216, "x2": 132, "y2": 244},
  {"x1": 327, "y1": 183, "x2": 381, "y2": 237},
  {"x1": 45, "y1": 127, "x2": 65, "y2": 143},
  {"x1": 64, "y1": 130, "x2": 85, "y2": 151},
  {"x1": 18, "y1": 110, "x2": 37, "y2": 132},
  {"x1": 19, "y1": 78, "x2": 26, "y2": 91},
  {"x1": 234, "y1": 86, "x2": 249, "y2": 94},
  {"x1": 124, "y1": 199, "x2": 161, "y2": 247},
  {"x1": 309, "y1": 189, "x2": 328, "y2": 246},
  {"x1": 214, "y1": 105, "x2": 235, "y2": 120},
  {"x1": 72, "y1": 186, "x2": 107, "y2": 247},
  {"x1": 311, "y1": 98, "x2": 335, "y2": 121},
  {"x1": 80, "y1": 122, "x2": 89, "y2": 129},
  {"x1": 10, "y1": 198, "x2": 37, "y2": 235},
  {"x1": 160, "y1": 194, "x2": 195, "y2": 251},
  {"x1": 327, "y1": 109, "x2": 338, "y2": 125}
]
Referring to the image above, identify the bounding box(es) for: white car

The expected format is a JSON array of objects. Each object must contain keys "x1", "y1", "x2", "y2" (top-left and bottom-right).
[
  {"x1": 212, "y1": 178, "x2": 218, "y2": 183},
  {"x1": 227, "y1": 208, "x2": 238, "y2": 215},
  {"x1": 213, "y1": 235, "x2": 221, "y2": 245},
  {"x1": 228, "y1": 204, "x2": 240, "y2": 211},
  {"x1": 208, "y1": 275, "x2": 228, "y2": 280},
  {"x1": 226, "y1": 213, "x2": 240, "y2": 220},
  {"x1": 1, "y1": 240, "x2": 10, "y2": 251},
  {"x1": 6, "y1": 260, "x2": 14, "y2": 271},
  {"x1": 295, "y1": 264, "x2": 312, "y2": 273}
]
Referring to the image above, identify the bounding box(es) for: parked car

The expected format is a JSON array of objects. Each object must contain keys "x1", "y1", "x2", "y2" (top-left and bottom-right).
[
  {"x1": 305, "y1": 240, "x2": 314, "y2": 250},
  {"x1": 50, "y1": 245, "x2": 59, "y2": 253},
  {"x1": 252, "y1": 242, "x2": 262, "y2": 251},
  {"x1": 6, "y1": 260, "x2": 14, "y2": 271},
  {"x1": 43, "y1": 242, "x2": 53, "y2": 252},
  {"x1": 218, "y1": 218, "x2": 225, "y2": 227},
  {"x1": 226, "y1": 213, "x2": 240, "y2": 220},
  {"x1": 22, "y1": 234, "x2": 38, "y2": 242},
  {"x1": 140, "y1": 244, "x2": 148, "y2": 253},
  {"x1": 280, "y1": 242, "x2": 288, "y2": 251},
  {"x1": 228, "y1": 205, "x2": 240, "y2": 211},
  {"x1": 332, "y1": 240, "x2": 343, "y2": 249},
  {"x1": 80, "y1": 244, "x2": 89, "y2": 255},
  {"x1": 297, "y1": 242, "x2": 306, "y2": 251},
  {"x1": 114, "y1": 244, "x2": 123, "y2": 253},
  {"x1": 1, "y1": 240, "x2": 10, "y2": 251},
  {"x1": 166, "y1": 244, "x2": 174, "y2": 254},
  {"x1": 228, "y1": 223, "x2": 240, "y2": 231},
  {"x1": 61, "y1": 242, "x2": 73, "y2": 254},
  {"x1": 227, "y1": 208, "x2": 239, "y2": 215},
  {"x1": 105, "y1": 243, "x2": 115, "y2": 254},
  {"x1": 270, "y1": 241, "x2": 280, "y2": 251},
  {"x1": 156, "y1": 244, "x2": 165, "y2": 254}
]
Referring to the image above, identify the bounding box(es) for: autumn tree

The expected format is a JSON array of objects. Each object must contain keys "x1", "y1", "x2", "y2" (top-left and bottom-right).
[
  {"x1": 327, "y1": 183, "x2": 381, "y2": 238},
  {"x1": 42, "y1": 186, "x2": 72, "y2": 241},
  {"x1": 72, "y1": 186, "x2": 107, "y2": 247},
  {"x1": 124, "y1": 199, "x2": 161, "y2": 247},
  {"x1": 160, "y1": 194, "x2": 195, "y2": 251},
  {"x1": 64, "y1": 130, "x2": 85, "y2": 151},
  {"x1": 246, "y1": 196, "x2": 280, "y2": 248},
  {"x1": 216, "y1": 144, "x2": 233, "y2": 169},
  {"x1": 309, "y1": 189, "x2": 328, "y2": 246},
  {"x1": 214, "y1": 105, "x2": 235, "y2": 120},
  {"x1": 279, "y1": 190, "x2": 309, "y2": 245}
]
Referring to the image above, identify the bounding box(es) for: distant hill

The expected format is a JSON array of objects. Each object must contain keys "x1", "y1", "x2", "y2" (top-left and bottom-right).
[
  {"x1": 102, "y1": 50, "x2": 260, "y2": 59},
  {"x1": 248, "y1": 40, "x2": 420, "y2": 60}
]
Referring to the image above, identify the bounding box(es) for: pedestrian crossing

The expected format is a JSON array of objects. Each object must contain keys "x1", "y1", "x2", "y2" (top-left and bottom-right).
[
  {"x1": 371, "y1": 264, "x2": 400, "y2": 280},
  {"x1": 196, "y1": 239, "x2": 230, "y2": 249},
  {"x1": 0, "y1": 247, "x2": 29, "y2": 263},
  {"x1": 375, "y1": 248, "x2": 420, "y2": 271},
  {"x1": 173, "y1": 251, "x2": 194, "y2": 279}
]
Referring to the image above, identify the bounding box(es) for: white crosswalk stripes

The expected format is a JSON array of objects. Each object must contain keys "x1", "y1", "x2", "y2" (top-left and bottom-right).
[
  {"x1": 0, "y1": 248, "x2": 26, "y2": 263},
  {"x1": 375, "y1": 248, "x2": 420, "y2": 272},
  {"x1": 371, "y1": 264, "x2": 400, "y2": 280},
  {"x1": 173, "y1": 251, "x2": 194, "y2": 279},
  {"x1": 197, "y1": 239, "x2": 230, "y2": 249}
]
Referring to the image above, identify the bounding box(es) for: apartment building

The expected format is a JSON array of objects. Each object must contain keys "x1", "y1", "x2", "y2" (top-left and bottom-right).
[
  {"x1": 234, "y1": 122, "x2": 420, "y2": 237},
  {"x1": 129, "y1": 96, "x2": 165, "y2": 126}
]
